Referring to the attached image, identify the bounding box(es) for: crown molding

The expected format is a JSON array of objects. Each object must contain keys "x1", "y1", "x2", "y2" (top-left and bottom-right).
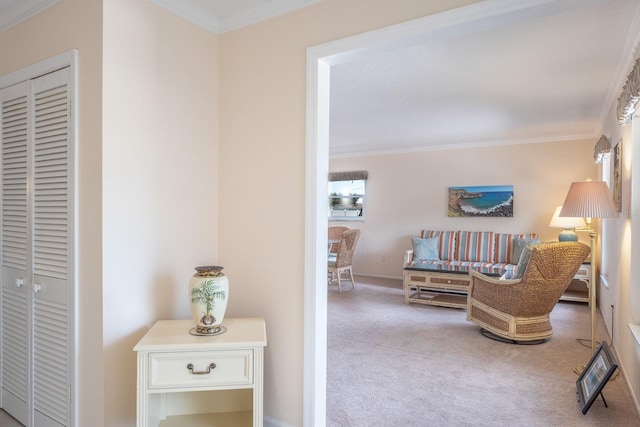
[
  {"x1": 151, "y1": 0, "x2": 321, "y2": 34},
  {"x1": 0, "y1": 0, "x2": 60, "y2": 33}
]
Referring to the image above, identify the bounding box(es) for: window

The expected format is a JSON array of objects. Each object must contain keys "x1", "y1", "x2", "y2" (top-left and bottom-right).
[{"x1": 328, "y1": 171, "x2": 367, "y2": 219}]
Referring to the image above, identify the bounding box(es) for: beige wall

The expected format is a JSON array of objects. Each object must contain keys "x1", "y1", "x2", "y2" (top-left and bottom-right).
[
  {"x1": 0, "y1": 0, "x2": 104, "y2": 424},
  {"x1": 218, "y1": 0, "x2": 481, "y2": 424},
  {"x1": 330, "y1": 140, "x2": 598, "y2": 278},
  {"x1": 2, "y1": 0, "x2": 639, "y2": 425},
  {"x1": 103, "y1": 0, "x2": 219, "y2": 425},
  {"x1": 599, "y1": 70, "x2": 640, "y2": 414}
]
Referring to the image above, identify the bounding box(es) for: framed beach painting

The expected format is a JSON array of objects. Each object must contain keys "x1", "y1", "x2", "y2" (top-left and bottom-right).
[
  {"x1": 576, "y1": 341, "x2": 618, "y2": 414},
  {"x1": 448, "y1": 185, "x2": 514, "y2": 217}
]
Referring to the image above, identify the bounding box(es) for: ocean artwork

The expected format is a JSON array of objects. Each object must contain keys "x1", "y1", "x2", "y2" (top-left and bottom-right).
[{"x1": 448, "y1": 185, "x2": 514, "y2": 217}]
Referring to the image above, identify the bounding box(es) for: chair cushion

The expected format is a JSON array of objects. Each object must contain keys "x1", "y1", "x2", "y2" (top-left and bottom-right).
[
  {"x1": 512, "y1": 237, "x2": 540, "y2": 262},
  {"x1": 412, "y1": 237, "x2": 440, "y2": 261},
  {"x1": 494, "y1": 233, "x2": 538, "y2": 264},
  {"x1": 513, "y1": 243, "x2": 537, "y2": 279}
]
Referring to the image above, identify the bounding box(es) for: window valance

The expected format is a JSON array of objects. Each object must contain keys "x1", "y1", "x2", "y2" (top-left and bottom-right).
[
  {"x1": 617, "y1": 57, "x2": 640, "y2": 125},
  {"x1": 328, "y1": 171, "x2": 368, "y2": 181},
  {"x1": 593, "y1": 135, "x2": 611, "y2": 164}
]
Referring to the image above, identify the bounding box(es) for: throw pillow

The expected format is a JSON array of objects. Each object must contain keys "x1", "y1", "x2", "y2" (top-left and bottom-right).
[
  {"x1": 512, "y1": 237, "x2": 540, "y2": 262},
  {"x1": 513, "y1": 244, "x2": 536, "y2": 279},
  {"x1": 412, "y1": 237, "x2": 440, "y2": 261}
]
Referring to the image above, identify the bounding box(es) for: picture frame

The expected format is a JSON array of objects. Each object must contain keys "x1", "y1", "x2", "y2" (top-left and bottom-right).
[
  {"x1": 576, "y1": 341, "x2": 618, "y2": 414},
  {"x1": 448, "y1": 185, "x2": 514, "y2": 217},
  {"x1": 613, "y1": 140, "x2": 622, "y2": 212}
]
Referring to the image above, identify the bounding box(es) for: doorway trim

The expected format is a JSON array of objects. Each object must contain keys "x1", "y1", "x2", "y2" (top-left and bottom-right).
[{"x1": 303, "y1": 1, "x2": 573, "y2": 424}]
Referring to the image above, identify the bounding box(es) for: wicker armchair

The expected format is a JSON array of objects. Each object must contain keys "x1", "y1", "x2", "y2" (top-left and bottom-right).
[
  {"x1": 328, "y1": 228, "x2": 361, "y2": 292},
  {"x1": 466, "y1": 241, "x2": 590, "y2": 343},
  {"x1": 328, "y1": 226, "x2": 350, "y2": 255}
]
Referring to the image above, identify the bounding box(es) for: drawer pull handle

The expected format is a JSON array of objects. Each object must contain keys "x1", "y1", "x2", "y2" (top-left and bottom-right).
[{"x1": 187, "y1": 363, "x2": 216, "y2": 375}]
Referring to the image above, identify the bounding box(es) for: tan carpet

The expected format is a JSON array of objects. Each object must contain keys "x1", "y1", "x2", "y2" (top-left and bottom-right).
[{"x1": 327, "y1": 276, "x2": 640, "y2": 426}]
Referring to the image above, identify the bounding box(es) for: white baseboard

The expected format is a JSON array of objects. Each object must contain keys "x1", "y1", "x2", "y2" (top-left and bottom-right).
[
  {"x1": 353, "y1": 272, "x2": 403, "y2": 281},
  {"x1": 264, "y1": 415, "x2": 297, "y2": 427}
]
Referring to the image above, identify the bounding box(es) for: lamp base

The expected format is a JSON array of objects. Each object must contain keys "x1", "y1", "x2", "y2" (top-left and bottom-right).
[
  {"x1": 574, "y1": 364, "x2": 586, "y2": 375},
  {"x1": 559, "y1": 228, "x2": 578, "y2": 242}
]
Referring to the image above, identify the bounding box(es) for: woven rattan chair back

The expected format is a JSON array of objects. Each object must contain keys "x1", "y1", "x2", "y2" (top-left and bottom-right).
[
  {"x1": 334, "y1": 229, "x2": 360, "y2": 268},
  {"x1": 467, "y1": 241, "x2": 590, "y2": 343},
  {"x1": 328, "y1": 226, "x2": 350, "y2": 254},
  {"x1": 517, "y1": 242, "x2": 591, "y2": 315}
]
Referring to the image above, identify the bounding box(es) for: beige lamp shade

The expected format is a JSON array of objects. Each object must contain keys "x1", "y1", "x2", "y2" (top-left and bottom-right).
[
  {"x1": 549, "y1": 206, "x2": 586, "y2": 228},
  {"x1": 559, "y1": 181, "x2": 618, "y2": 219}
]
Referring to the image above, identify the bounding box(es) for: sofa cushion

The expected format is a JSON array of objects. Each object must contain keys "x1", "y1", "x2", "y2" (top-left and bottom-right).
[
  {"x1": 492, "y1": 262, "x2": 518, "y2": 273},
  {"x1": 456, "y1": 231, "x2": 495, "y2": 262},
  {"x1": 494, "y1": 233, "x2": 538, "y2": 264},
  {"x1": 412, "y1": 237, "x2": 440, "y2": 261},
  {"x1": 447, "y1": 260, "x2": 494, "y2": 268},
  {"x1": 420, "y1": 230, "x2": 456, "y2": 261}
]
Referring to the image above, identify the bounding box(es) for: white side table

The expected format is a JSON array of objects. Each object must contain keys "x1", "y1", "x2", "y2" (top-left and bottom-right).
[
  {"x1": 560, "y1": 263, "x2": 590, "y2": 303},
  {"x1": 134, "y1": 318, "x2": 267, "y2": 427}
]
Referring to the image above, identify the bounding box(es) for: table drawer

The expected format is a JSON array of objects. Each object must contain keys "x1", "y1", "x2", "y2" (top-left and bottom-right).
[
  {"x1": 429, "y1": 276, "x2": 469, "y2": 287},
  {"x1": 149, "y1": 349, "x2": 253, "y2": 389}
]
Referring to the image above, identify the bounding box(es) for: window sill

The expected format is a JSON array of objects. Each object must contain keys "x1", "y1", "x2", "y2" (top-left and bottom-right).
[
  {"x1": 629, "y1": 323, "x2": 640, "y2": 346},
  {"x1": 329, "y1": 217, "x2": 364, "y2": 222}
]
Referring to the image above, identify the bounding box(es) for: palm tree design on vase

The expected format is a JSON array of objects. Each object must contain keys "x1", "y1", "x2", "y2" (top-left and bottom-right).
[{"x1": 190, "y1": 279, "x2": 227, "y2": 326}]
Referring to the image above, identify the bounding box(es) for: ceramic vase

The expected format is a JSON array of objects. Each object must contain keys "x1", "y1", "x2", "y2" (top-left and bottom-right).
[{"x1": 189, "y1": 266, "x2": 229, "y2": 334}]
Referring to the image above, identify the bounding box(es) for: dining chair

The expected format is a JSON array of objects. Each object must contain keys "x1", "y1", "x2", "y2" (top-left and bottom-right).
[
  {"x1": 328, "y1": 228, "x2": 361, "y2": 292},
  {"x1": 328, "y1": 225, "x2": 350, "y2": 255}
]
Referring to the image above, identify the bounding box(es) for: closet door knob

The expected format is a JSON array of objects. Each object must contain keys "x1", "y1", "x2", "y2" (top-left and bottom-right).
[
  {"x1": 32, "y1": 283, "x2": 42, "y2": 293},
  {"x1": 15, "y1": 278, "x2": 24, "y2": 288}
]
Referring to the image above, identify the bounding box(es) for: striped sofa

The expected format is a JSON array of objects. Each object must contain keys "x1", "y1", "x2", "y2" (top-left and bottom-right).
[
  {"x1": 405, "y1": 230, "x2": 539, "y2": 273},
  {"x1": 403, "y1": 230, "x2": 538, "y2": 308}
]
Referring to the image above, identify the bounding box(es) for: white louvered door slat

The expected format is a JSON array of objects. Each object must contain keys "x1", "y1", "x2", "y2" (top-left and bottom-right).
[
  {"x1": 31, "y1": 68, "x2": 71, "y2": 427},
  {"x1": 33, "y1": 294, "x2": 68, "y2": 427},
  {"x1": 0, "y1": 64, "x2": 73, "y2": 427},
  {"x1": 1, "y1": 81, "x2": 30, "y2": 425}
]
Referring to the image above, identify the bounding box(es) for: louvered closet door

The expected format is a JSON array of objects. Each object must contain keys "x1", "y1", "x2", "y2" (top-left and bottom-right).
[
  {"x1": 1, "y1": 80, "x2": 30, "y2": 426},
  {"x1": 1, "y1": 66, "x2": 73, "y2": 427},
  {"x1": 31, "y1": 68, "x2": 72, "y2": 427}
]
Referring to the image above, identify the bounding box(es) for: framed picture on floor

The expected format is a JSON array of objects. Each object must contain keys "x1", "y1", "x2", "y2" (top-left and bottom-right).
[{"x1": 576, "y1": 341, "x2": 618, "y2": 414}]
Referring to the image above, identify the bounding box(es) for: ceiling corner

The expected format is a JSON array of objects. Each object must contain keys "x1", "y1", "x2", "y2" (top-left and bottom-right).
[
  {"x1": 0, "y1": 0, "x2": 60, "y2": 33},
  {"x1": 150, "y1": 0, "x2": 221, "y2": 34},
  {"x1": 217, "y1": 0, "x2": 322, "y2": 34}
]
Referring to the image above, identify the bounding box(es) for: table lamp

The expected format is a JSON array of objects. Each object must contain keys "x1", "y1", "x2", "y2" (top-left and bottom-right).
[
  {"x1": 549, "y1": 205, "x2": 586, "y2": 242},
  {"x1": 559, "y1": 180, "x2": 618, "y2": 374}
]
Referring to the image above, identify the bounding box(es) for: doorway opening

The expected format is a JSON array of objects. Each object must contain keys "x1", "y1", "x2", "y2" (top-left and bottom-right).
[{"x1": 303, "y1": 2, "x2": 561, "y2": 424}]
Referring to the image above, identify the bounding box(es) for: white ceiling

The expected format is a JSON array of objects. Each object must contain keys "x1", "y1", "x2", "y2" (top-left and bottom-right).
[
  {"x1": 328, "y1": 0, "x2": 640, "y2": 157},
  {"x1": 2, "y1": 0, "x2": 639, "y2": 158}
]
